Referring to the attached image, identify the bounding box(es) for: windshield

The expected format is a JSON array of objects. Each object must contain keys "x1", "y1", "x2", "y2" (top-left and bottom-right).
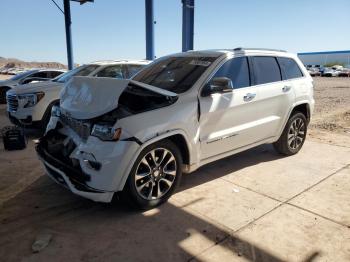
[
  {"x1": 52, "y1": 64, "x2": 99, "y2": 83},
  {"x1": 132, "y1": 56, "x2": 217, "y2": 93},
  {"x1": 10, "y1": 70, "x2": 37, "y2": 81}
]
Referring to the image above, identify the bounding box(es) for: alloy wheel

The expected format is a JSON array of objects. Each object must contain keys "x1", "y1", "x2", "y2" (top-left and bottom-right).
[
  {"x1": 134, "y1": 148, "x2": 177, "y2": 200},
  {"x1": 288, "y1": 117, "x2": 306, "y2": 150}
]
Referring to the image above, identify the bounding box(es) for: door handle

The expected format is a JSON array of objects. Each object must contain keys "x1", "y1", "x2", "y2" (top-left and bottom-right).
[
  {"x1": 282, "y1": 85, "x2": 292, "y2": 92},
  {"x1": 243, "y1": 93, "x2": 256, "y2": 102}
]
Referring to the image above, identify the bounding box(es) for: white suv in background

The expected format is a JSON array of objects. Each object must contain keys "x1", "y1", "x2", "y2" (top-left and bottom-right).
[
  {"x1": 37, "y1": 48, "x2": 314, "y2": 209},
  {"x1": 6, "y1": 60, "x2": 150, "y2": 129},
  {"x1": 0, "y1": 69, "x2": 66, "y2": 104}
]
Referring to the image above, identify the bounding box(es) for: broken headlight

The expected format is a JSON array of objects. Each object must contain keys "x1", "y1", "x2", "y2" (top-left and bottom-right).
[{"x1": 91, "y1": 124, "x2": 122, "y2": 141}]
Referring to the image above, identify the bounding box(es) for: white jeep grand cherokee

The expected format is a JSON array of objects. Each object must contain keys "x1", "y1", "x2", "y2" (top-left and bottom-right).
[{"x1": 37, "y1": 48, "x2": 314, "y2": 209}]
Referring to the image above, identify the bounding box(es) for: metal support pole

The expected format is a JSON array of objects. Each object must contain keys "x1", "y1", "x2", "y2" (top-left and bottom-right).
[
  {"x1": 145, "y1": 0, "x2": 155, "y2": 60},
  {"x1": 182, "y1": 0, "x2": 194, "y2": 52},
  {"x1": 63, "y1": 0, "x2": 74, "y2": 69}
]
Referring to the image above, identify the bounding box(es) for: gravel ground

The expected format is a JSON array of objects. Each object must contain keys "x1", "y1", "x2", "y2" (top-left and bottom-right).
[
  {"x1": 306, "y1": 77, "x2": 350, "y2": 147},
  {"x1": 310, "y1": 77, "x2": 350, "y2": 134}
]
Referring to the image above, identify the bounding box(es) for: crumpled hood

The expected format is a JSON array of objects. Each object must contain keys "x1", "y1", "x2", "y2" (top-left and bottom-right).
[
  {"x1": 60, "y1": 76, "x2": 177, "y2": 120},
  {"x1": 8, "y1": 81, "x2": 62, "y2": 95}
]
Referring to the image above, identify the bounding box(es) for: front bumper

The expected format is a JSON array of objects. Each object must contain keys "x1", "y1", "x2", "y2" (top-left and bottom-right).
[
  {"x1": 36, "y1": 135, "x2": 114, "y2": 202},
  {"x1": 37, "y1": 116, "x2": 141, "y2": 202}
]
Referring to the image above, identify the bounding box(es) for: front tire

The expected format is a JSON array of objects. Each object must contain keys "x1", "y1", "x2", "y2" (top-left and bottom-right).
[
  {"x1": 123, "y1": 139, "x2": 183, "y2": 209},
  {"x1": 273, "y1": 112, "x2": 307, "y2": 156}
]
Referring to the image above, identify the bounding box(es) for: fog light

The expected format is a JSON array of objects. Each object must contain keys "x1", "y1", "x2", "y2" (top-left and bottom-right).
[
  {"x1": 86, "y1": 160, "x2": 101, "y2": 171},
  {"x1": 80, "y1": 152, "x2": 101, "y2": 171}
]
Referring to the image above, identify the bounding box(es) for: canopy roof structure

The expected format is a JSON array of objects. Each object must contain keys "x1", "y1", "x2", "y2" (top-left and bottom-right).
[{"x1": 59, "y1": 0, "x2": 195, "y2": 69}]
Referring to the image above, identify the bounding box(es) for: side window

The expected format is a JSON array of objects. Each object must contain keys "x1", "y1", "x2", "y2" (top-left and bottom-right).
[
  {"x1": 49, "y1": 71, "x2": 64, "y2": 78},
  {"x1": 95, "y1": 65, "x2": 124, "y2": 79},
  {"x1": 212, "y1": 57, "x2": 250, "y2": 89},
  {"x1": 75, "y1": 65, "x2": 100, "y2": 76},
  {"x1": 252, "y1": 56, "x2": 281, "y2": 85},
  {"x1": 127, "y1": 64, "x2": 144, "y2": 78},
  {"x1": 277, "y1": 57, "x2": 304, "y2": 80},
  {"x1": 30, "y1": 72, "x2": 49, "y2": 78}
]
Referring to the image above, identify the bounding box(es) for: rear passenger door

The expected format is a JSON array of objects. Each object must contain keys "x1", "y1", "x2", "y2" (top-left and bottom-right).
[{"x1": 251, "y1": 56, "x2": 296, "y2": 139}]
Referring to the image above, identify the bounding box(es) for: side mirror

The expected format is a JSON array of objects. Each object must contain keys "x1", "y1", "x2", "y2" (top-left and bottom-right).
[{"x1": 203, "y1": 77, "x2": 233, "y2": 96}]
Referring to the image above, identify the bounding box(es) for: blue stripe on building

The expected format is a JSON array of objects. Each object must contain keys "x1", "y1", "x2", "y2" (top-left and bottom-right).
[{"x1": 298, "y1": 50, "x2": 350, "y2": 56}]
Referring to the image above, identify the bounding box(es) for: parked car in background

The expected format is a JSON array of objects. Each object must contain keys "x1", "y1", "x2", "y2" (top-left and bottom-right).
[
  {"x1": 338, "y1": 68, "x2": 350, "y2": 77},
  {"x1": 6, "y1": 60, "x2": 150, "y2": 129},
  {"x1": 6, "y1": 68, "x2": 18, "y2": 75},
  {"x1": 37, "y1": 48, "x2": 314, "y2": 208},
  {"x1": 307, "y1": 68, "x2": 321, "y2": 77},
  {"x1": 322, "y1": 67, "x2": 339, "y2": 77},
  {"x1": 0, "y1": 69, "x2": 66, "y2": 103}
]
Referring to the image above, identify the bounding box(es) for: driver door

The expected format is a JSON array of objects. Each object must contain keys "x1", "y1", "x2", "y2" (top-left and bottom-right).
[{"x1": 199, "y1": 56, "x2": 261, "y2": 160}]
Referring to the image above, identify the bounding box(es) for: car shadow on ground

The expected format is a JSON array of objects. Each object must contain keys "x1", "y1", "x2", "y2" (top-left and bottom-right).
[{"x1": 0, "y1": 145, "x2": 320, "y2": 261}]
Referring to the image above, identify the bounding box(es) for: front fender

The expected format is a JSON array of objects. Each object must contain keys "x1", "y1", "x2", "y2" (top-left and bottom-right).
[{"x1": 116, "y1": 129, "x2": 194, "y2": 192}]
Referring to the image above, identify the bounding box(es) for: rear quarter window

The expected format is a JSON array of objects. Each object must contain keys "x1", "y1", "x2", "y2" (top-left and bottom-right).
[{"x1": 277, "y1": 57, "x2": 304, "y2": 80}]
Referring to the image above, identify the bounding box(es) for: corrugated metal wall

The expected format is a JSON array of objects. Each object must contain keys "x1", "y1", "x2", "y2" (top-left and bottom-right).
[{"x1": 298, "y1": 51, "x2": 350, "y2": 66}]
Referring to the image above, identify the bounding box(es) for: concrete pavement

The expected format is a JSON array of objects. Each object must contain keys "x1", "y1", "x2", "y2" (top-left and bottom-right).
[{"x1": 0, "y1": 138, "x2": 349, "y2": 261}]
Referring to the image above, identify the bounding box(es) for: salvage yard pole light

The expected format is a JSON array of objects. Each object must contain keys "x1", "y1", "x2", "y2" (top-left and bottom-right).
[
  {"x1": 182, "y1": 0, "x2": 194, "y2": 52},
  {"x1": 63, "y1": 0, "x2": 74, "y2": 70},
  {"x1": 145, "y1": 0, "x2": 155, "y2": 60},
  {"x1": 50, "y1": 0, "x2": 94, "y2": 70},
  {"x1": 64, "y1": 0, "x2": 93, "y2": 70}
]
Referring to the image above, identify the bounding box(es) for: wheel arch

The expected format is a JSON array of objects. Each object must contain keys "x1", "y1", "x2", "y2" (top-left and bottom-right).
[
  {"x1": 117, "y1": 129, "x2": 193, "y2": 192},
  {"x1": 291, "y1": 103, "x2": 311, "y2": 123},
  {"x1": 41, "y1": 99, "x2": 60, "y2": 120},
  {"x1": 275, "y1": 101, "x2": 311, "y2": 141}
]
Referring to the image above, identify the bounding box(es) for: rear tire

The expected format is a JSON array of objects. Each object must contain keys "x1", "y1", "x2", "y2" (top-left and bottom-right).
[
  {"x1": 273, "y1": 112, "x2": 307, "y2": 156},
  {"x1": 122, "y1": 139, "x2": 182, "y2": 210}
]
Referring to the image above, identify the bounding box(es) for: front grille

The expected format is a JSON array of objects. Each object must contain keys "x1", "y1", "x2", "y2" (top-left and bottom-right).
[
  {"x1": 6, "y1": 94, "x2": 18, "y2": 112},
  {"x1": 60, "y1": 113, "x2": 91, "y2": 140}
]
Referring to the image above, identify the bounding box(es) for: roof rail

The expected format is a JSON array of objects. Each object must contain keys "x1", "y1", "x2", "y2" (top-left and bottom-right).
[{"x1": 233, "y1": 47, "x2": 287, "y2": 52}]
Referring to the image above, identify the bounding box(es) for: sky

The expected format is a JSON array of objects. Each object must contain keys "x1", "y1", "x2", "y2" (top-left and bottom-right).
[{"x1": 1, "y1": 0, "x2": 349, "y2": 65}]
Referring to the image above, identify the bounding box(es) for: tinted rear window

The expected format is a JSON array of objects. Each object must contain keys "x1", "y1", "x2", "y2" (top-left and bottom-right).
[
  {"x1": 252, "y1": 56, "x2": 281, "y2": 85},
  {"x1": 277, "y1": 57, "x2": 303, "y2": 80}
]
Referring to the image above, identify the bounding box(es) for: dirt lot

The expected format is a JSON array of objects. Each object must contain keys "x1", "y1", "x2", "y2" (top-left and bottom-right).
[
  {"x1": 308, "y1": 77, "x2": 350, "y2": 146},
  {"x1": 0, "y1": 76, "x2": 349, "y2": 261}
]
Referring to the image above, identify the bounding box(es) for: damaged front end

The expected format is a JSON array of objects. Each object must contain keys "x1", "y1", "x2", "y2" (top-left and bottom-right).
[
  {"x1": 36, "y1": 77, "x2": 179, "y2": 202},
  {"x1": 36, "y1": 129, "x2": 115, "y2": 203},
  {"x1": 37, "y1": 130, "x2": 92, "y2": 190}
]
